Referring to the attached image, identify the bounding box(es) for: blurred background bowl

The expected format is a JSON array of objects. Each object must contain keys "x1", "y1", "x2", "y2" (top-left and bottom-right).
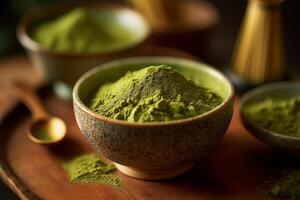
[
  {"x1": 17, "y1": 3, "x2": 150, "y2": 100},
  {"x1": 129, "y1": 0, "x2": 219, "y2": 59},
  {"x1": 73, "y1": 56, "x2": 234, "y2": 180},
  {"x1": 240, "y1": 82, "x2": 300, "y2": 155}
]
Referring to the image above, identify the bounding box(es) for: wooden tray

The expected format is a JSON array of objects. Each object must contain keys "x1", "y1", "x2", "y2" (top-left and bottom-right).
[{"x1": 0, "y1": 86, "x2": 276, "y2": 200}]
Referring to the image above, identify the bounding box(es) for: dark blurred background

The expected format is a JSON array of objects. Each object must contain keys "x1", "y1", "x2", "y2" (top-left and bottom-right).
[
  {"x1": 0, "y1": 0, "x2": 299, "y2": 69},
  {"x1": 0, "y1": 0, "x2": 299, "y2": 199}
]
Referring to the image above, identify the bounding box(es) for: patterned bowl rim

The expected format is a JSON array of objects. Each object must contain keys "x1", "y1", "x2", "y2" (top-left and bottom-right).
[{"x1": 73, "y1": 56, "x2": 235, "y2": 127}]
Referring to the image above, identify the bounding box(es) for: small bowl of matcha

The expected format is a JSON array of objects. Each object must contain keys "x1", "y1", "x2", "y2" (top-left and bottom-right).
[
  {"x1": 73, "y1": 56, "x2": 234, "y2": 180},
  {"x1": 240, "y1": 82, "x2": 300, "y2": 154},
  {"x1": 17, "y1": 4, "x2": 149, "y2": 100}
]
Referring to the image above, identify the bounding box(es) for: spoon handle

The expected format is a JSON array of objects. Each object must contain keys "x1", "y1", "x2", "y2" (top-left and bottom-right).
[{"x1": 11, "y1": 82, "x2": 49, "y2": 119}]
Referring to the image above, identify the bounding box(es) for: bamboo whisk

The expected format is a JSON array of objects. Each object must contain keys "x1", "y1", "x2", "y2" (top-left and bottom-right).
[{"x1": 231, "y1": 0, "x2": 285, "y2": 84}]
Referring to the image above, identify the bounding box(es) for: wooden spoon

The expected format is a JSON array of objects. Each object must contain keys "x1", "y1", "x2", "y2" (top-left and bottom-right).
[{"x1": 12, "y1": 83, "x2": 66, "y2": 145}]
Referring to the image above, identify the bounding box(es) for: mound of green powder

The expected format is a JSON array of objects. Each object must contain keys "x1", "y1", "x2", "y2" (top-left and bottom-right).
[
  {"x1": 90, "y1": 65, "x2": 222, "y2": 122},
  {"x1": 33, "y1": 8, "x2": 135, "y2": 53},
  {"x1": 244, "y1": 96, "x2": 300, "y2": 137},
  {"x1": 63, "y1": 154, "x2": 121, "y2": 187},
  {"x1": 264, "y1": 169, "x2": 300, "y2": 199}
]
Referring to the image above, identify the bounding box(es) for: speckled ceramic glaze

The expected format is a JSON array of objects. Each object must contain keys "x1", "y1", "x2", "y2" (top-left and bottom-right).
[
  {"x1": 73, "y1": 57, "x2": 234, "y2": 180},
  {"x1": 240, "y1": 82, "x2": 300, "y2": 155}
]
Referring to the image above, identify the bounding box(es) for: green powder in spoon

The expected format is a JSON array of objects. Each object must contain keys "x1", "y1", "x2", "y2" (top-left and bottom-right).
[
  {"x1": 63, "y1": 154, "x2": 121, "y2": 187},
  {"x1": 90, "y1": 65, "x2": 222, "y2": 122},
  {"x1": 34, "y1": 128, "x2": 54, "y2": 142}
]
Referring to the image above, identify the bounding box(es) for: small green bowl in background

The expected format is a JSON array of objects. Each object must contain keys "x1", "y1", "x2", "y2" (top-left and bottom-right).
[
  {"x1": 73, "y1": 56, "x2": 234, "y2": 180},
  {"x1": 17, "y1": 3, "x2": 150, "y2": 100},
  {"x1": 240, "y1": 82, "x2": 300, "y2": 155}
]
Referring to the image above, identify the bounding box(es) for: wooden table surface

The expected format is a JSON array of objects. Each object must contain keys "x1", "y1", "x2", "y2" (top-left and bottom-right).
[
  {"x1": 0, "y1": 56, "x2": 41, "y2": 200},
  {"x1": 0, "y1": 56, "x2": 41, "y2": 120},
  {"x1": 0, "y1": 56, "x2": 294, "y2": 200}
]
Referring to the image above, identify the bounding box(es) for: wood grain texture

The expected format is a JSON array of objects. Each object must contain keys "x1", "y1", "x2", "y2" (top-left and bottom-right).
[
  {"x1": 0, "y1": 90, "x2": 277, "y2": 200},
  {"x1": 0, "y1": 56, "x2": 42, "y2": 120},
  {"x1": 0, "y1": 55, "x2": 287, "y2": 200}
]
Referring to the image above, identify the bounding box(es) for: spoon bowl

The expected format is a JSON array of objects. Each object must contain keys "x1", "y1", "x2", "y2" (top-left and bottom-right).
[
  {"x1": 29, "y1": 117, "x2": 67, "y2": 144},
  {"x1": 11, "y1": 83, "x2": 67, "y2": 144}
]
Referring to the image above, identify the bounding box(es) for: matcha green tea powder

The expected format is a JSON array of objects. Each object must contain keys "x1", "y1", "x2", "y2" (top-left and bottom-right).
[
  {"x1": 90, "y1": 65, "x2": 222, "y2": 122},
  {"x1": 244, "y1": 96, "x2": 300, "y2": 137},
  {"x1": 63, "y1": 154, "x2": 121, "y2": 187},
  {"x1": 264, "y1": 169, "x2": 300, "y2": 199},
  {"x1": 33, "y1": 8, "x2": 136, "y2": 53}
]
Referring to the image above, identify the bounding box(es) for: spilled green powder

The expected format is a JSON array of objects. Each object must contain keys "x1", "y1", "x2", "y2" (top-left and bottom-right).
[
  {"x1": 63, "y1": 154, "x2": 121, "y2": 187},
  {"x1": 90, "y1": 65, "x2": 222, "y2": 122},
  {"x1": 33, "y1": 8, "x2": 137, "y2": 53},
  {"x1": 244, "y1": 96, "x2": 300, "y2": 137},
  {"x1": 264, "y1": 169, "x2": 300, "y2": 199}
]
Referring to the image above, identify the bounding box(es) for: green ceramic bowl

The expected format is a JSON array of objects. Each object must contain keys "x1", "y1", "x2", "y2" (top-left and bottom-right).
[
  {"x1": 240, "y1": 82, "x2": 300, "y2": 154},
  {"x1": 73, "y1": 57, "x2": 234, "y2": 180},
  {"x1": 17, "y1": 4, "x2": 149, "y2": 100}
]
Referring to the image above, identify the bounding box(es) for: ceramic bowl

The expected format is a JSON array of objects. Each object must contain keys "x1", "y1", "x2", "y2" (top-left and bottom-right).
[
  {"x1": 73, "y1": 56, "x2": 234, "y2": 180},
  {"x1": 240, "y1": 82, "x2": 300, "y2": 154},
  {"x1": 17, "y1": 3, "x2": 149, "y2": 99}
]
